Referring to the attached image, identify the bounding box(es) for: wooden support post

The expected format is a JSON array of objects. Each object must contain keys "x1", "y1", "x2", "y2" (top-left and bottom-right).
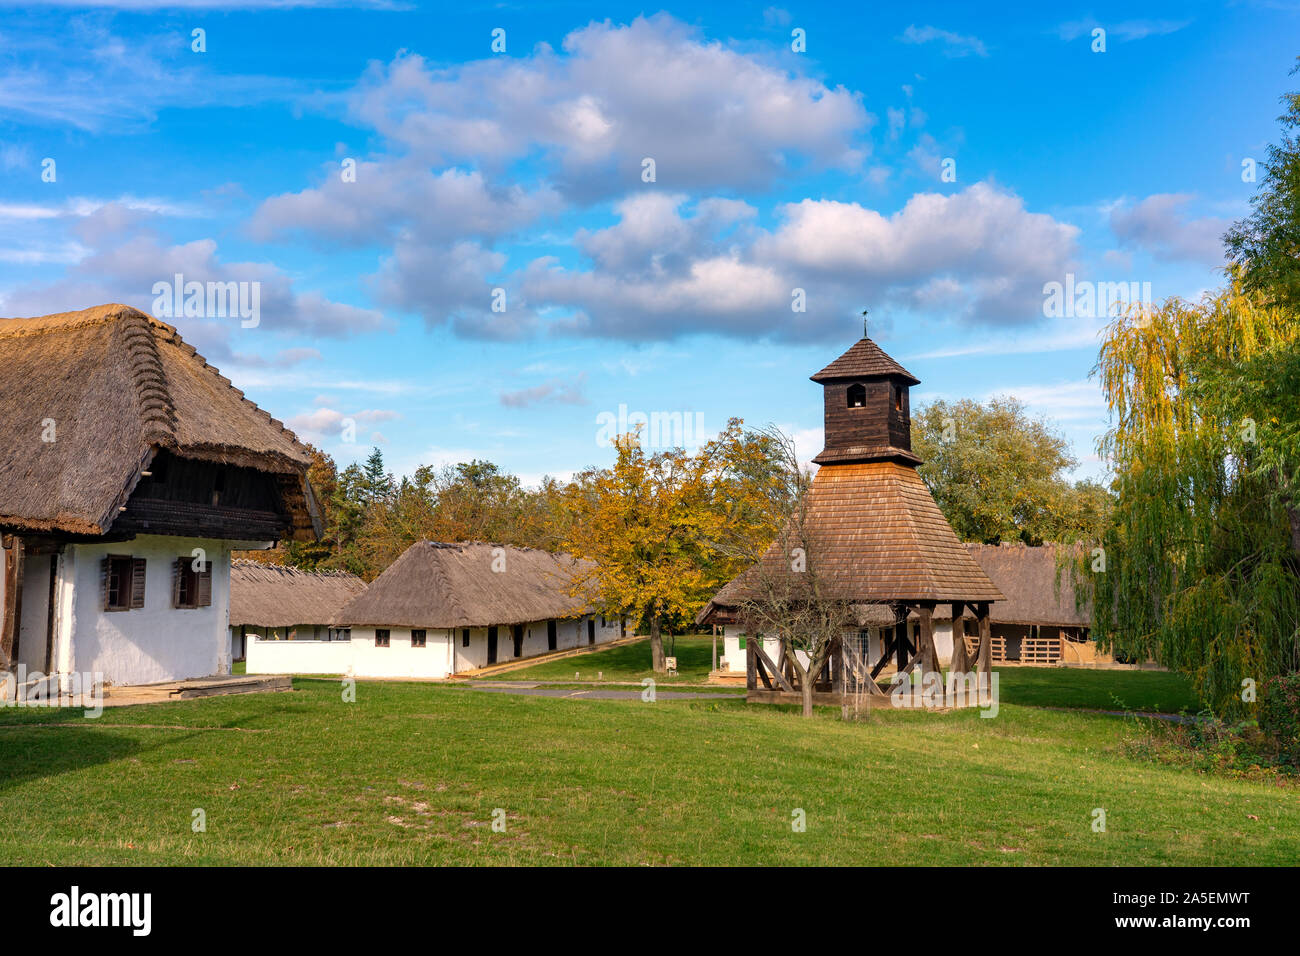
[
  {"x1": 894, "y1": 606, "x2": 909, "y2": 670},
  {"x1": 711, "y1": 624, "x2": 718, "y2": 673},
  {"x1": 949, "y1": 601, "x2": 969, "y2": 673},
  {"x1": 976, "y1": 602, "x2": 992, "y2": 682},
  {"x1": 753, "y1": 641, "x2": 794, "y2": 693},
  {"x1": 0, "y1": 535, "x2": 22, "y2": 673},
  {"x1": 917, "y1": 603, "x2": 940, "y2": 676},
  {"x1": 745, "y1": 633, "x2": 756, "y2": 692},
  {"x1": 870, "y1": 629, "x2": 897, "y2": 680}
]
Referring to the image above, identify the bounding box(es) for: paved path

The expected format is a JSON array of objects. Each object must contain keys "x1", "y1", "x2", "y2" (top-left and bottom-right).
[{"x1": 471, "y1": 683, "x2": 736, "y2": 701}]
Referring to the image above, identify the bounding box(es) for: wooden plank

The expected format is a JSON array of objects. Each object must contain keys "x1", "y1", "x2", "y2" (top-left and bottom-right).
[
  {"x1": 917, "y1": 602, "x2": 939, "y2": 675},
  {"x1": 949, "y1": 602, "x2": 969, "y2": 672},
  {"x1": 745, "y1": 634, "x2": 757, "y2": 692},
  {"x1": 870, "y1": 629, "x2": 897, "y2": 680},
  {"x1": 752, "y1": 641, "x2": 795, "y2": 693},
  {"x1": 0, "y1": 536, "x2": 17, "y2": 670},
  {"x1": 976, "y1": 602, "x2": 992, "y2": 680},
  {"x1": 894, "y1": 606, "x2": 909, "y2": 669},
  {"x1": 754, "y1": 648, "x2": 774, "y2": 689}
]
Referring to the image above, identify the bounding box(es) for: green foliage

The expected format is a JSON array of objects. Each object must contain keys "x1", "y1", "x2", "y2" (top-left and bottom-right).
[
  {"x1": 1260, "y1": 673, "x2": 1300, "y2": 763},
  {"x1": 1226, "y1": 59, "x2": 1300, "y2": 315},
  {"x1": 1092, "y1": 281, "x2": 1300, "y2": 716},
  {"x1": 911, "y1": 396, "x2": 1112, "y2": 544}
]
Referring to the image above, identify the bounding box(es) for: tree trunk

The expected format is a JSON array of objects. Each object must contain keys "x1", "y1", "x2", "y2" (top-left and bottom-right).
[
  {"x1": 801, "y1": 677, "x2": 814, "y2": 718},
  {"x1": 649, "y1": 614, "x2": 665, "y2": 673}
]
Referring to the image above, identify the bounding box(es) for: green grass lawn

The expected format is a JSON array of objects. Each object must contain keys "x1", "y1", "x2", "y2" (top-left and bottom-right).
[
  {"x1": 492, "y1": 636, "x2": 1201, "y2": 713},
  {"x1": 0, "y1": 667, "x2": 1294, "y2": 865},
  {"x1": 487, "y1": 634, "x2": 717, "y2": 683}
]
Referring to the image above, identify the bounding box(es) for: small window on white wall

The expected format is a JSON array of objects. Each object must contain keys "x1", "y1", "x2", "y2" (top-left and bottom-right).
[
  {"x1": 411, "y1": 629, "x2": 427, "y2": 648},
  {"x1": 375, "y1": 629, "x2": 390, "y2": 648}
]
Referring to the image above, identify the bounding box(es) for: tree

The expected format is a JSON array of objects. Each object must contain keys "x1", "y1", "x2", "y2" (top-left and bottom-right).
[
  {"x1": 360, "y1": 447, "x2": 393, "y2": 505},
  {"x1": 1091, "y1": 278, "x2": 1300, "y2": 713},
  {"x1": 1226, "y1": 59, "x2": 1300, "y2": 314},
  {"x1": 911, "y1": 397, "x2": 1110, "y2": 544},
  {"x1": 717, "y1": 426, "x2": 855, "y2": 717},
  {"x1": 562, "y1": 419, "x2": 777, "y2": 672}
]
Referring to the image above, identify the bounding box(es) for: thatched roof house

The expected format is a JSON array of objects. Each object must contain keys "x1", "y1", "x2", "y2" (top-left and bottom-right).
[
  {"x1": 230, "y1": 561, "x2": 366, "y2": 629},
  {"x1": 247, "y1": 541, "x2": 623, "y2": 679},
  {"x1": 0, "y1": 303, "x2": 320, "y2": 688},
  {"x1": 963, "y1": 544, "x2": 1090, "y2": 628},
  {"x1": 338, "y1": 541, "x2": 592, "y2": 628}
]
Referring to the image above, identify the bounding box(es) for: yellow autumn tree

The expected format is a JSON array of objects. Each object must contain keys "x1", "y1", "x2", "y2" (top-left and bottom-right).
[{"x1": 562, "y1": 419, "x2": 783, "y2": 672}]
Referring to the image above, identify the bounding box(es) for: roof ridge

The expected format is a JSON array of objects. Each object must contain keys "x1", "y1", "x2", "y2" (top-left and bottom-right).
[
  {"x1": 118, "y1": 308, "x2": 177, "y2": 448},
  {"x1": 149, "y1": 322, "x2": 309, "y2": 457},
  {"x1": 422, "y1": 541, "x2": 470, "y2": 623}
]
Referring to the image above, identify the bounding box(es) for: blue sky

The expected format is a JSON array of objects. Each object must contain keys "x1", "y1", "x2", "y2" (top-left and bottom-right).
[{"x1": 1, "y1": 1, "x2": 1294, "y2": 485}]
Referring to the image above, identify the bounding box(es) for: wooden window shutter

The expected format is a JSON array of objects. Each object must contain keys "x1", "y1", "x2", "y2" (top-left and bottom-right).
[
  {"x1": 101, "y1": 556, "x2": 112, "y2": 611},
  {"x1": 172, "y1": 558, "x2": 185, "y2": 608},
  {"x1": 130, "y1": 557, "x2": 147, "y2": 609},
  {"x1": 197, "y1": 561, "x2": 212, "y2": 607}
]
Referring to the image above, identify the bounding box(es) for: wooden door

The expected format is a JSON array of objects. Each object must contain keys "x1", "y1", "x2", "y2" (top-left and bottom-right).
[
  {"x1": 512, "y1": 624, "x2": 523, "y2": 657},
  {"x1": 587, "y1": 618, "x2": 595, "y2": 645},
  {"x1": 487, "y1": 626, "x2": 498, "y2": 664}
]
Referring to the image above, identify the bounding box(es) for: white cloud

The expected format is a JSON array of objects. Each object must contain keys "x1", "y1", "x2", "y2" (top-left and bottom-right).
[
  {"x1": 0, "y1": 203, "x2": 389, "y2": 358},
  {"x1": 898, "y1": 25, "x2": 989, "y2": 58},
  {"x1": 1109, "y1": 193, "x2": 1228, "y2": 265},
  {"x1": 345, "y1": 14, "x2": 871, "y2": 198},
  {"x1": 1057, "y1": 19, "x2": 1189, "y2": 42},
  {"x1": 518, "y1": 182, "x2": 1079, "y2": 341}
]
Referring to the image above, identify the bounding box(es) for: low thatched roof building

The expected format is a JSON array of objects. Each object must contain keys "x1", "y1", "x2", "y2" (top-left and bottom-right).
[
  {"x1": 247, "y1": 541, "x2": 623, "y2": 679},
  {"x1": 963, "y1": 543, "x2": 1090, "y2": 628},
  {"x1": 230, "y1": 561, "x2": 366, "y2": 629},
  {"x1": 338, "y1": 541, "x2": 593, "y2": 628}
]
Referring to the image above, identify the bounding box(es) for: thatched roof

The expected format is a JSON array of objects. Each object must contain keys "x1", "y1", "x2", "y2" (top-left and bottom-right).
[
  {"x1": 229, "y1": 560, "x2": 367, "y2": 627},
  {"x1": 337, "y1": 541, "x2": 595, "y2": 628},
  {"x1": 810, "y1": 336, "x2": 920, "y2": 384},
  {"x1": 964, "y1": 544, "x2": 1090, "y2": 627},
  {"x1": 704, "y1": 543, "x2": 1091, "y2": 629},
  {"x1": 0, "y1": 304, "x2": 316, "y2": 539}
]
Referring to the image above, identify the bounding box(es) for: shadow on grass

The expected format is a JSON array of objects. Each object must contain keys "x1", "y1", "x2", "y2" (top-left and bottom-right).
[{"x1": 0, "y1": 725, "x2": 141, "y2": 794}]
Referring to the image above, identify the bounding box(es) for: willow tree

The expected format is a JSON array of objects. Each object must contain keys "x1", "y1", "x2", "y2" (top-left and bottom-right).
[{"x1": 1092, "y1": 278, "x2": 1300, "y2": 713}]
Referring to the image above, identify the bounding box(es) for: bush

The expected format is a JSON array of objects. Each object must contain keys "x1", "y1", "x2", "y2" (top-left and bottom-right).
[{"x1": 1260, "y1": 673, "x2": 1300, "y2": 764}]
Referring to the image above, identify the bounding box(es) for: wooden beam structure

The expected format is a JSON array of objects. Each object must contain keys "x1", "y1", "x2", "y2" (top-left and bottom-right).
[{"x1": 0, "y1": 535, "x2": 22, "y2": 673}]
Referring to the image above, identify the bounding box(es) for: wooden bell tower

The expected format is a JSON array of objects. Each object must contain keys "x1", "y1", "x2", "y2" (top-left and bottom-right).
[{"x1": 810, "y1": 336, "x2": 923, "y2": 467}]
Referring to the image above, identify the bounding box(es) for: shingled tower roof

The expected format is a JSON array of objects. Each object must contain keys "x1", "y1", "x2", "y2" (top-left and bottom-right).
[
  {"x1": 810, "y1": 336, "x2": 920, "y2": 385},
  {"x1": 699, "y1": 336, "x2": 1002, "y2": 622}
]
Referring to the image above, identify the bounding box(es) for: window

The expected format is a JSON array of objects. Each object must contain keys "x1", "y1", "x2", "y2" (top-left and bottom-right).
[
  {"x1": 328, "y1": 627, "x2": 351, "y2": 642},
  {"x1": 172, "y1": 557, "x2": 213, "y2": 609},
  {"x1": 375, "y1": 629, "x2": 390, "y2": 647},
  {"x1": 411, "y1": 629, "x2": 427, "y2": 648},
  {"x1": 461, "y1": 628, "x2": 470, "y2": 647},
  {"x1": 103, "y1": 555, "x2": 145, "y2": 611},
  {"x1": 894, "y1": 385, "x2": 902, "y2": 411},
  {"x1": 847, "y1": 383, "x2": 866, "y2": 408}
]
